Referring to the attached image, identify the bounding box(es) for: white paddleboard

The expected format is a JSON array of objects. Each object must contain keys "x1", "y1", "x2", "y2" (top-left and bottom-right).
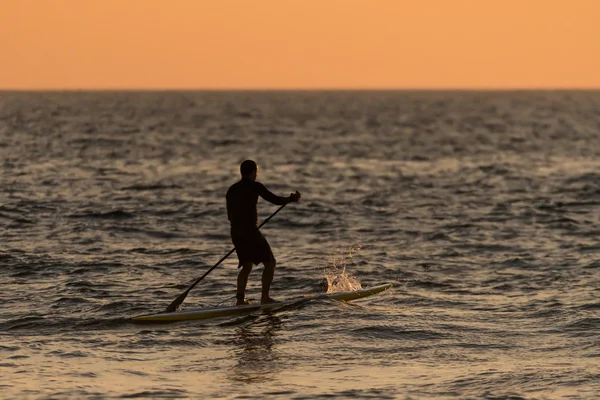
[{"x1": 133, "y1": 283, "x2": 392, "y2": 323}]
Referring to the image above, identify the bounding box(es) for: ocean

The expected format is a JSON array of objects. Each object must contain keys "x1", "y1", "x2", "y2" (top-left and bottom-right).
[{"x1": 1, "y1": 90, "x2": 599, "y2": 399}]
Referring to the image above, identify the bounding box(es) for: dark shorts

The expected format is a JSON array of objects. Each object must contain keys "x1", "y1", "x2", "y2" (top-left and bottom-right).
[{"x1": 231, "y1": 228, "x2": 275, "y2": 268}]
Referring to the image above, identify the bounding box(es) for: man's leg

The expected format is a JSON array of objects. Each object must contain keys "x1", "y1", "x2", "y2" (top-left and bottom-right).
[
  {"x1": 261, "y1": 258, "x2": 277, "y2": 304},
  {"x1": 237, "y1": 262, "x2": 253, "y2": 305}
]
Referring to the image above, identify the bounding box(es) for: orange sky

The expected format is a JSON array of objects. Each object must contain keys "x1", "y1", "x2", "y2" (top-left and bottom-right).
[{"x1": 1, "y1": 0, "x2": 599, "y2": 89}]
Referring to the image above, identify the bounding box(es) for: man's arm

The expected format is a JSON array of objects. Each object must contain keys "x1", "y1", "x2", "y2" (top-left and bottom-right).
[{"x1": 256, "y1": 182, "x2": 290, "y2": 205}]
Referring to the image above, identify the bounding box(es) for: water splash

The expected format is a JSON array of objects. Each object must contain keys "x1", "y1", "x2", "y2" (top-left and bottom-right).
[{"x1": 322, "y1": 244, "x2": 363, "y2": 293}]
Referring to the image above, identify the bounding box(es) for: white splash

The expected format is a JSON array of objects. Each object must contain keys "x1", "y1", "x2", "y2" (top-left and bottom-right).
[{"x1": 322, "y1": 244, "x2": 363, "y2": 294}]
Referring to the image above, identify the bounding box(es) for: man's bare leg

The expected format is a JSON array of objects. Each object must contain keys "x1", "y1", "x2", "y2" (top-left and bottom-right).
[
  {"x1": 261, "y1": 258, "x2": 277, "y2": 304},
  {"x1": 237, "y1": 262, "x2": 253, "y2": 305}
]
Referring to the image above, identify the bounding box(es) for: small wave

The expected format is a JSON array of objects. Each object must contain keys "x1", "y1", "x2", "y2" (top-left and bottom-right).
[
  {"x1": 547, "y1": 216, "x2": 579, "y2": 225},
  {"x1": 52, "y1": 297, "x2": 94, "y2": 306},
  {"x1": 127, "y1": 247, "x2": 197, "y2": 255},
  {"x1": 454, "y1": 243, "x2": 514, "y2": 252},
  {"x1": 99, "y1": 301, "x2": 133, "y2": 312},
  {"x1": 442, "y1": 222, "x2": 476, "y2": 230},
  {"x1": 352, "y1": 325, "x2": 447, "y2": 341},
  {"x1": 74, "y1": 317, "x2": 132, "y2": 330},
  {"x1": 2, "y1": 315, "x2": 130, "y2": 332},
  {"x1": 579, "y1": 245, "x2": 600, "y2": 253},
  {"x1": 46, "y1": 350, "x2": 89, "y2": 358},
  {"x1": 496, "y1": 257, "x2": 534, "y2": 268},
  {"x1": 68, "y1": 210, "x2": 134, "y2": 219},
  {"x1": 583, "y1": 261, "x2": 600, "y2": 269},
  {"x1": 3, "y1": 316, "x2": 47, "y2": 331},
  {"x1": 488, "y1": 202, "x2": 513, "y2": 215},
  {"x1": 562, "y1": 200, "x2": 600, "y2": 208},
  {"x1": 66, "y1": 280, "x2": 117, "y2": 288},
  {"x1": 491, "y1": 283, "x2": 514, "y2": 291},
  {"x1": 3, "y1": 216, "x2": 36, "y2": 225},
  {"x1": 562, "y1": 317, "x2": 600, "y2": 337},
  {"x1": 119, "y1": 389, "x2": 188, "y2": 399},
  {"x1": 209, "y1": 138, "x2": 242, "y2": 146},
  {"x1": 425, "y1": 232, "x2": 451, "y2": 241},
  {"x1": 121, "y1": 184, "x2": 182, "y2": 191},
  {"x1": 0, "y1": 252, "x2": 24, "y2": 262},
  {"x1": 147, "y1": 208, "x2": 188, "y2": 216},
  {"x1": 535, "y1": 202, "x2": 566, "y2": 212},
  {"x1": 114, "y1": 226, "x2": 184, "y2": 239},
  {"x1": 8, "y1": 355, "x2": 28, "y2": 360},
  {"x1": 235, "y1": 111, "x2": 252, "y2": 118},
  {"x1": 479, "y1": 164, "x2": 511, "y2": 175},
  {"x1": 564, "y1": 172, "x2": 600, "y2": 185},
  {"x1": 0, "y1": 345, "x2": 20, "y2": 351},
  {"x1": 410, "y1": 280, "x2": 454, "y2": 289},
  {"x1": 119, "y1": 369, "x2": 150, "y2": 377},
  {"x1": 69, "y1": 372, "x2": 97, "y2": 378},
  {"x1": 527, "y1": 307, "x2": 566, "y2": 319},
  {"x1": 10, "y1": 270, "x2": 37, "y2": 278},
  {"x1": 391, "y1": 295, "x2": 467, "y2": 308}
]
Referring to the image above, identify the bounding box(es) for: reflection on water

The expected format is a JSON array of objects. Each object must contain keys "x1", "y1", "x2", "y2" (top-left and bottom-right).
[{"x1": 228, "y1": 314, "x2": 283, "y2": 384}]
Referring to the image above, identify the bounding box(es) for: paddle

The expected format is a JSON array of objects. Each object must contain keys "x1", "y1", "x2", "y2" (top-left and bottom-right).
[{"x1": 164, "y1": 203, "x2": 288, "y2": 313}]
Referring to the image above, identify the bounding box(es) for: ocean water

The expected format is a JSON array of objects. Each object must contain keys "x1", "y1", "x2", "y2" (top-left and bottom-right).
[{"x1": 1, "y1": 90, "x2": 600, "y2": 399}]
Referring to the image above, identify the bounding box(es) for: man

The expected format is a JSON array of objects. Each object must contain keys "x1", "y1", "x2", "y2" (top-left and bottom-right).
[{"x1": 226, "y1": 160, "x2": 301, "y2": 305}]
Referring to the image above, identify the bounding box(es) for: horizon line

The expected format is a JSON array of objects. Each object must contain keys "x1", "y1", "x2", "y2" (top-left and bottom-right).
[{"x1": 2, "y1": 87, "x2": 600, "y2": 92}]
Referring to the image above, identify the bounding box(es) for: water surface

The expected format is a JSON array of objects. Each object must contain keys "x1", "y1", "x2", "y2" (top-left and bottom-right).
[{"x1": 1, "y1": 91, "x2": 600, "y2": 398}]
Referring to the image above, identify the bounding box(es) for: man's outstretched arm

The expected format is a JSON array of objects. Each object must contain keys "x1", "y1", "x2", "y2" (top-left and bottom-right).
[{"x1": 256, "y1": 182, "x2": 300, "y2": 205}]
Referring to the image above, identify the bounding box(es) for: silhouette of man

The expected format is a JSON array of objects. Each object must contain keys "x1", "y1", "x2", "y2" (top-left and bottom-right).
[{"x1": 226, "y1": 160, "x2": 301, "y2": 305}]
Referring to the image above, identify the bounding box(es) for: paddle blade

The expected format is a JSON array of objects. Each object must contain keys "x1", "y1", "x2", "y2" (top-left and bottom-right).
[{"x1": 165, "y1": 289, "x2": 189, "y2": 313}]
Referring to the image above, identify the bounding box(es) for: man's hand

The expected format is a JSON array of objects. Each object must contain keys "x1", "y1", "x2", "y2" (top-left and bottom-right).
[{"x1": 289, "y1": 191, "x2": 301, "y2": 202}]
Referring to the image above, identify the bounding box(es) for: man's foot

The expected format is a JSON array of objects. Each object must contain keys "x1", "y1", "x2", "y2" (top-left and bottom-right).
[
  {"x1": 236, "y1": 298, "x2": 252, "y2": 306},
  {"x1": 260, "y1": 296, "x2": 278, "y2": 305}
]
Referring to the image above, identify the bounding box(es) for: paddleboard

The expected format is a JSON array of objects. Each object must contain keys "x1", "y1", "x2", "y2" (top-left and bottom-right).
[{"x1": 133, "y1": 283, "x2": 392, "y2": 323}]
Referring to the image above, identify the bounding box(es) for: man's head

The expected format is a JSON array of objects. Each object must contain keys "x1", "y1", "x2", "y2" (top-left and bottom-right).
[{"x1": 240, "y1": 160, "x2": 258, "y2": 181}]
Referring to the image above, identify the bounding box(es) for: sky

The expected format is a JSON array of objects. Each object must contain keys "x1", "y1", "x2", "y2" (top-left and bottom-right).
[{"x1": 1, "y1": 0, "x2": 599, "y2": 89}]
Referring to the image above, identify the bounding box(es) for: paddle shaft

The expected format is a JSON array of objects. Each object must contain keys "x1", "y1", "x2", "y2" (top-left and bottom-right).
[{"x1": 165, "y1": 202, "x2": 288, "y2": 312}]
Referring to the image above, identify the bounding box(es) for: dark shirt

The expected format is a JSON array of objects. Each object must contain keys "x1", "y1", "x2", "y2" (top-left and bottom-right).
[{"x1": 226, "y1": 178, "x2": 288, "y2": 231}]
